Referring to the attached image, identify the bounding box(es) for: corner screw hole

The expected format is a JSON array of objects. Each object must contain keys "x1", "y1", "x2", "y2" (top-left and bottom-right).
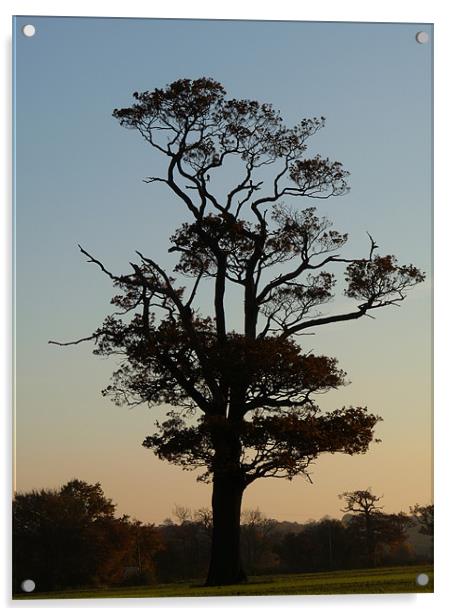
[
  {"x1": 22, "y1": 24, "x2": 36, "y2": 37},
  {"x1": 415, "y1": 31, "x2": 429, "y2": 44},
  {"x1": 416, "y1": 573, "x2": 429, "y2": 586},
  {"x1": 21, "y1": 579, "x2": 36, "y2": 592}
]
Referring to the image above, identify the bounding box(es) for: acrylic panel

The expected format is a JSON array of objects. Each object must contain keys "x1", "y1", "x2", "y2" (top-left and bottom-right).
[{"x1": 13, "y1": 16, "x2": 433, "y2": 598}]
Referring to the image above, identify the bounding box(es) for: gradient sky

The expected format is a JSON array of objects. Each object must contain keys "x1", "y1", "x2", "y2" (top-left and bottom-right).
[{"x1": 14, "y1": 16, "x2": 432, "y2": 524}]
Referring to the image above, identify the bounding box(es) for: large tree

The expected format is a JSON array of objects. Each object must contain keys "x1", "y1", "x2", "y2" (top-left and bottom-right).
[{"x1": 51, "y1": 78, "x2": 424, "y2": 585}]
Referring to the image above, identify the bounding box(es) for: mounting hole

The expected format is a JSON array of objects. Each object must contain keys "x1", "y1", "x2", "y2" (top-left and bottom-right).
[
  {"x1": 415, "y1": 31, "x2": 429, "y2": 44},
  {"x1": 22, "y1": 24, "x2": 36, "y2": 37},
  {"x1": 416, "y1": 573, "x2": 429, "y2": 586},
  {"x1": 21, "y1": 579, "x2": 36, "y2": 592}
]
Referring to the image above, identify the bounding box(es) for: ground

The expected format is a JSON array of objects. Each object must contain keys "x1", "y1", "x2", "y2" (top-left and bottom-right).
[{"x1": 14, "y1": 565, "x2": 433, "y2": 599}]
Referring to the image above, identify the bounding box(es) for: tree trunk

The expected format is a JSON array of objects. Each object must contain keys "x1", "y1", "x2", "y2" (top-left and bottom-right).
[{"x1": 205, "y1": 473, "x2": 247, "y2": 586}]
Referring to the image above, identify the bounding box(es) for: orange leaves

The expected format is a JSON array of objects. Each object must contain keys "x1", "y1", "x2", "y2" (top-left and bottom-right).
[
  {"x1": 268, "y1": 205, "x2": 348, "y2": 258},
  {"x1": 209, "y1": 335, "x2": 346, "y2": 401},
  {"x1": 96, "y1": 77, "x2": 424, "y2": 491},
  {"x1": 113, "y1": 78, "x2": 226, "y2": 127},
  {"x1": 345, "y1": 254, "x2": 425, "y2": 303},
  {"x1": 289, "y1": 156, "x2": 349, "y2": 197},
  {"x1": 170, "y1": 214, "x2": 255, "y2": 277},
  {"x1": 142, "y1": 405, "x2": 381, "y2": 484}
]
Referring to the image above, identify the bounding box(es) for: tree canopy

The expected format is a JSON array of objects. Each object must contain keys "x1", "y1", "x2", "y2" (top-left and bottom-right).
[
  {"x1": 339, "y1": 489, "x2": 414, "y2": 566},
  {"x1": 13, "y1": 479, "x2": 162, "y2": 592},
  {"x1": 50, "y1": 77, "x2": 425, "y2": 585},
  {"x1": 410, "y1": 503, "x2": 434, "y2": 536},
  {"x1": 52, "y1": 78, "x2": 424, "y2": 486}
]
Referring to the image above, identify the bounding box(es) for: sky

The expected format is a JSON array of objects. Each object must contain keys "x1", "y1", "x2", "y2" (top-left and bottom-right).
[{"x1": 13, "y1": 16, "x2": 432, "y2": 524}]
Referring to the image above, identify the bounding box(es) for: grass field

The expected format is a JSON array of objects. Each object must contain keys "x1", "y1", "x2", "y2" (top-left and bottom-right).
[{"x1": 14, "y1": 564, "x2": 433, "y2": 600}]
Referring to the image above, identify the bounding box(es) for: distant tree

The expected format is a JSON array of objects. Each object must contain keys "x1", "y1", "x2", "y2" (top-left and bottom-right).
[
  {"x1": 173, "y1": 504, "x2": 192, "y2": 525},
  {"x1": 194, "y1": 507, "x2": 213, "y2": 532},
  {"x1": 155, "y1": 509, "x2": 211, "y2": 581},
  {"x1": 340, "y1": 489, "x2": 413, "y2": 567},
  {"x1": 240, "y1": 509, "x2": 277, "y2": 573},
  {"x1": 119, "y1": 518, "x2": 164, "y2": 585},
  {"x1": 51, "y1": 78, "x2": 424, "y2": 585},
  {"x1": 315, "y1": 518, "x2": 351, "y2": 570},
  {"x1": 340, "y1": 488, "x2": 383, "y2": 517},
  {"x1": 410, "y1": 503, "x2": 434, "y2": 537},
  {"x1": 13, "y1": 480, "x2": 119, "y2": 591},
  {"x1": 12, "y1": 480, "x2": 161, "y2": 592},
  {"x1": 275, "y1": 518, "x2": 352, "y2": 573},
  {"x1": 373, "y1": 512, "x2": 413, "y2": 564},
  {"x1": 59, "y1": 479, "x2": 116, "y2": 519},
  {"x1": 273, "y1": 531, "x2": 304, "y2": 572},
  {"x1": 345, "y1": 509, "x2": 413, "y2": 566},
  {"x1": 339, "y1": 489, "x2": 384, "y2": 566}
]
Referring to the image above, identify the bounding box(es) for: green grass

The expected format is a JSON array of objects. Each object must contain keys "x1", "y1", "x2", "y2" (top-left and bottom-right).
[{"x1": 13, "y1": 564, "x2": 433, "y2": 600}]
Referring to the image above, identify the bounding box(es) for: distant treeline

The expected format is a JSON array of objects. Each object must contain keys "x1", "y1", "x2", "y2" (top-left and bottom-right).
[{"x1": 13, "y1": 480, "x2": 433, "y2": 593}]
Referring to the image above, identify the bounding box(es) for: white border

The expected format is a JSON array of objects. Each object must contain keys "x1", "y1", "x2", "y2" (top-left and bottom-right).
[{"x1": 2, "y1": 1, "x2": 451, "y2": 613}]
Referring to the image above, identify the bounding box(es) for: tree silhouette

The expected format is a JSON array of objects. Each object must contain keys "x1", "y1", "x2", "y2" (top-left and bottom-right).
[
  {"x1": 50, "y1": 78, "x2": 424, "y2": 585},
  {"x1": 276, "y1": 518, "x2": 353, "y2": 573},
  {"x1": 410, "y1": 503, "x2": 434, "y2": 537},
  {"x1": 240, "y1": 508, "x2": 277, "y2": 573},
  {"x1": 12, "y1": 480, "x2": 152, "y2": 592},
  {"x1": 340, "y1": 488, "x2": 387, "y2": 566},
  {"x1": 343, "y1": 507, "x2": 413, "y2": 567}
]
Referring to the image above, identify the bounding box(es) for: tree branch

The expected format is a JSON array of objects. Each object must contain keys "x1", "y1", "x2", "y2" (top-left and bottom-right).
[
  {"x1": 280, "y1": 304, "x2": 370, "y2": 338},
  {"x1": 48, "y1": 334, "x2": 98, "y2": 346}
]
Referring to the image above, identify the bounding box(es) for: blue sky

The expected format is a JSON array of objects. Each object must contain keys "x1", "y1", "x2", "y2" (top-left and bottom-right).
[{"x1": 14, "y1": 16, "x2": 432, "y2": 522}]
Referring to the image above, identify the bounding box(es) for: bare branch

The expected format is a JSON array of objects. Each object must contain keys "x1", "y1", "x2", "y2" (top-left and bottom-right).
[
  {"x1": 78, "y1": 245, "x2": 130, "y2": 283},
  {"x1": 48, "y1": 334, "x2": 98, "y2": 346}
]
